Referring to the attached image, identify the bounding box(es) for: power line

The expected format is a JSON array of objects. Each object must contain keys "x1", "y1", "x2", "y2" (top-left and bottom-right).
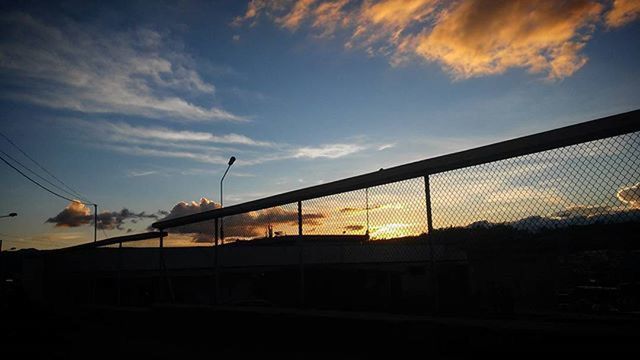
[
  {"x1": 0, "y1": 152, "x2": 94, "y2": 205},
  {"x1": 0, "y1": 149, "x2": 91, "y2": 203},
  {"x1": 0, "y1": 131, "x2": 90, "y2": 202},
  {"x1": 0, "y1": 133, "x2": 100, "y2": 243}
]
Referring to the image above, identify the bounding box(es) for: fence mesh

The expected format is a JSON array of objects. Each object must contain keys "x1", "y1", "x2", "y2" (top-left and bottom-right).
[
  {"x1": 303, "y1": 189, "x2": 366, "y2": 236},
  {"x1": 222, "y1": 202, "x2": 299, "y2": 243},
  {"x1": 88, "y1": 129, "x2": 640, "y2": 315},
  {"x1": 430, "y1": 132, "x2": 640, "y2": 231}
]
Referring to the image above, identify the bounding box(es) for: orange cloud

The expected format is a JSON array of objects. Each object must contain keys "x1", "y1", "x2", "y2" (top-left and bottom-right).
[
  {"x1": 361, "y1": 0, "x2": 435, "y2": 26},
  {"x1": 235, "y1": 0, "x2": 640, "y2": 80},
  {"x1": 348, "y1": 0, "x2": 438, "y2": 58},
  {"x1": 617, "y1": 183, "x2": 640, "y2": 208},
  {"x1": 312, "y1": 0, "x2": 350, "y2": 36},
  {"x1": 606, "y1": 0, "x2": 640, "y2": 27},
  {"x1": 278, "y1": 0, "x2": 317, "y2": 30},
  {"x1": 414, "y1": 0, "x2": 602, "y2": 79}
]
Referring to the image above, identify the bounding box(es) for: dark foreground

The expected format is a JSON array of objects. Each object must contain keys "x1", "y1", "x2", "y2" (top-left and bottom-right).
[{"x1": 2, "y1": 305, "x2": 640, "y2": 358}]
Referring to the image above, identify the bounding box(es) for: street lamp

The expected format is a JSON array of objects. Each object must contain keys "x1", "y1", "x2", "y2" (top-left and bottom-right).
[{"x1": 219, "y1": 156, "x2": 236, "y2": 244}]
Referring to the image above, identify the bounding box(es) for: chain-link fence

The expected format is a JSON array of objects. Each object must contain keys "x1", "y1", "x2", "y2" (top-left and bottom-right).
[{"x1": 76, "y1": 112, "x2": 640, "y2": 315}]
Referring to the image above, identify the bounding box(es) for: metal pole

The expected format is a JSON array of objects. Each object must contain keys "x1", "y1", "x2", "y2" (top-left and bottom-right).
[
  {"x1": 91, "y1": 204, "x2": 98, "y2": 304},
  {"x1": 117, "y1": 240, "x2": 122, "y2": 306},
  {"x1": 424, "y1": 175, "x2": 439, "y2": 314},
  {"x1": 298, "y1": 201, "x2": 303, "y2": 237},
  {"x1": 159, "y1": 230, "x2": 163, "y2": 303},
  {"x1": 220, "y1": 162, "x2": 232, "y2": 245},
  {"x1": 94, "y1": 204, "x2": 98, "y2": 242},
  {"x1": 220, "y1": 180, "x2": 224, "y2": 245},
  {"x1": 424, "y1": 175, "x2": 434, "y2": 234},
  {"x1": 158, "y1": 230, "x2": 174, "y2": 303},
  {"x1": 214, "y1": 217, "x2": 219, "y2": 305},
  {"x1": 220, "y1": 219, "x2": 224, "y2": 245},
  {"x1": 365, "y1": 188, "x2": 370, "y2": 238},
  {"x1": 297, "y1": 201, "x2": 305, "y2": 307}
]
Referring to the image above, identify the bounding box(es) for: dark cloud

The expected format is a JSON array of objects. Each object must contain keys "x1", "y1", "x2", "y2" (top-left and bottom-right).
[
  {"x1": 468, "y1": 205, "x2": 640, "y2": 232},
  {"x1": 158, "y1": 197, "x2": 325, "y2": 242},
  {"x1": 551, "y1": 205, "x2": 613, "y2": 219},
  {"x1": 46, "y1": 201, "x2": 91, "y2": 228},
  {"x1": 340, "y1": 204, "x2": 381, "y2": 213},
  {"x1": 344, "y1": 224, "x2": 365, "y2": 232},
  {"x1": 46, "y1": 201, "x2": 161, "y2": 230}
]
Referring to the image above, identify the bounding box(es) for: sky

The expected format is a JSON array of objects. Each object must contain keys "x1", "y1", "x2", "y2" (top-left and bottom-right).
[{"x1": 0, "y1": 0, "x2": 639, "y2": 250}]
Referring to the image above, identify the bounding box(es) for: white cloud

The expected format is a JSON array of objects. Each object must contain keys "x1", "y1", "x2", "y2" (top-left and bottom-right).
[
  {"x1": 62, "y1": 119, "x2": 370, "y2": 166},
  {"x1": 0, "y1": 12, "x2": 244, "y2": 122},
  {"x1": 99, "y1": 133, "x2": 366, "y2": 166},
  {"x1": 378, "y1": 143, "x2": 395, "y2": 151},
  {"x1": 294, "y1": 143, "x2": 365, "y2": 159},
  {"x1": 126, "y1": 170, "x2": 159, "y2": 178},
  {"x1": 91, "y1": 121, "x2": 273, "y2": 147},
  {"x1": 104, "y1": 144, "x2": 230, "y2": 165}
]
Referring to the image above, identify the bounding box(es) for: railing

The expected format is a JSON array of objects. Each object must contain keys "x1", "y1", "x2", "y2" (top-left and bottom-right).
[
  {"x1": 63, "y1": 109, "x2": 640, "y2": 314},
  {"x1": 62, "y1": 231, "x2": 168, "y2": 250}
]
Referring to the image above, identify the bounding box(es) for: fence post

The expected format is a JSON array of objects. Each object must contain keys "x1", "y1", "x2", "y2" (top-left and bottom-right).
[
  {"x1": 365, "y1": 187, "x2": 370, "y2": 237},
  {"x1": 298, "y1": 201, "x2": 305, "y2": 307},
  {"x1": 424, "y1": 175, "x2": 439, "y2": 314},
  {"x1": 220, "y1": 217, "x2": 224, "y2": 245},
  {"x1": 117, "y1": 240, "x2": 122, "y2": 306},
  {"x1": 158, "y1": 230, "x2": 175, "y2": 304},
  {"x1": 90, "y1": 244, "x2": 97, "y2": 305},
  {"x1": 214, "y1": 217, "x2": 220, "y2": 305}
]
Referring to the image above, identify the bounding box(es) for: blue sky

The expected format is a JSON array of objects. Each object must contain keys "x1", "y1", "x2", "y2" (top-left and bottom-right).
[{"x1": 1, "y1": 0, "x2": 639, "y2": 249}]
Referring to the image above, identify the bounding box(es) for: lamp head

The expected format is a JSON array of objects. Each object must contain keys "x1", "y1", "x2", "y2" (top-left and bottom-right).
[
  {"x1": 228, "y1": 156, "x2": 236, "y2": 166},
  {"x1": 9, "y1": 213, "x2": 17, "y2": 217}
]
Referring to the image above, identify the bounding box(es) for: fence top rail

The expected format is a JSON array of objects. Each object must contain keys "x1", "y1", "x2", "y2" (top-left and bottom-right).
[
  {"x1": 59, "y1": 231, "x2": 168, "y2": 250},
  {"x1": 152, "y1": 109, "x2": 640, "y2": 230}
]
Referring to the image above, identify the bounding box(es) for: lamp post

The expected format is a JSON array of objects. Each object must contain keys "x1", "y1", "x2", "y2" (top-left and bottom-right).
[{"x1": 219, "y1": 156, "x2": 236, "y2": 244}]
